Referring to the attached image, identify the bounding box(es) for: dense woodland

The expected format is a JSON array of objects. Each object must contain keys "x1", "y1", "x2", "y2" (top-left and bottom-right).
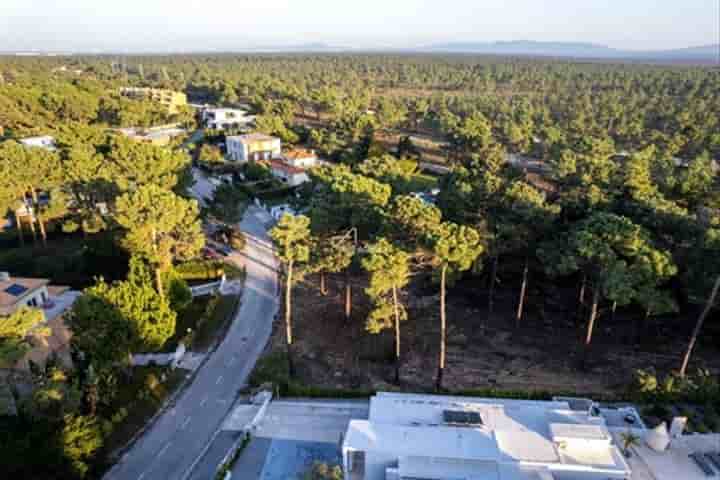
[{"x1": 0, "y1": 54, "x2": 719, "y2": 478}]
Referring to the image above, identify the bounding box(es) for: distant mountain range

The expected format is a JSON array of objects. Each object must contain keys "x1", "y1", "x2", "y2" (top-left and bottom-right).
[{"x1": 420, "y1": 41, "x2": 719, "y2": 61}]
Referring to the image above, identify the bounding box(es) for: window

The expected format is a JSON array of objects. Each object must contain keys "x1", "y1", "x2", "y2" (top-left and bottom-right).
[{"x1": 348, "y1": 450, "x2": 365, "y2": 474}]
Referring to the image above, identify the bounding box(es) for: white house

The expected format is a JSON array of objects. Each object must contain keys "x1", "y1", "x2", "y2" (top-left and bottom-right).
[
  {"x1": 201, "y1": 108, "x2": 254, "y2": 130},
  {"x1": 19, "y1": 135, "x2": 56, "y2": 150},
  {"x1": 226, "y1": 133, "x2": 282, "y2": 163},
  {"x1": 342, "y1": 392, "x2": 632, "y2": 480},
  {"x1": 0, "y1": 272, "x2": 80, "y2": 371},
  {"x1": 268, "y1": 159, "x2": 309, "y2": 187},
  {"x1": 282, "y1": 148, "x2": 318, "y2": 168}
]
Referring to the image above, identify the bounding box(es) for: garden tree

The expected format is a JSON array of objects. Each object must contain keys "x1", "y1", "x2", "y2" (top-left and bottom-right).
[
  {"x1": 681, "y1": 225, "x2": 720, "y2": 376},
  {"x1": 0, "y1": 307, "x2": 47, "y2": 366},
  {"x1": 61, "y1": 414, "x2": 104, "y2": 478},
  {"x1": 270, "y1": 214, "x2": 311, "y2": 376},
  {"x1": 197, "y1": 144, "x2": 225, "y2": 166},
  {"x1": 308, "y1": 236, "x2": 354, "y2": 296},
  {"x1": 397, "y1": 135, "x2": 421, "y2": 160},
  {"x1": 76, "y1": 257, "x2": 177, "y2": 353},
  {"x1": 357, "y1": 155, "x2": 419, "y2": 195},
  {"x1": 428, "y1": 222, "x2": 484, "y2": 390},
  {"x1": 499, "y1": 180, "x2": 560, "y2": 326},
  {"x1": 540, "y1": 212, "x2": 676, "y2": 348},
  {"x1": 68, "y1": 291, "x2": 133, "y2": 369},
  {"x1": 362, "y1": 238, "x2": 410, "y2": 382},
  {"x1": 25, "y1": 367, "x2": 82, "y2": 423},
  {"x1": 106, "y1": 136, "x2": 191, "y2": 192},
  {"x1": 114, "y1": 185, "x2": 204, "y2": 296},
  {"x1": 208, "y1": 183, "x2": 249, "y2": 223},
  {"x1": 0, "y1": 140, "x2": 62, "y2": 246},
  {"x1": 409, "y1": 97, "x2": 430, "y2": 130}
]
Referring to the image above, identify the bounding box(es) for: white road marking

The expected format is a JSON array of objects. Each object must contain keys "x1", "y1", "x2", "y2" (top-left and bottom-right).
[
  {"x1": 138, "y1": 472, "x2": 146, "y2": 480},
  {"x1": 181, "y1": 417, "x2": 192, "y2": 430},
  {"x1": 216, "y1": 375, "x2": 224, "y2": 385},
  {"x1": 158, "y1": 442, "x2": 172, "y2": 457},
  {"x1": 226, "y1": 356, "x2": 236, "y2": 367},
  {"x1": 200, "y1": 396, "x2": 208, "y2": 407}
]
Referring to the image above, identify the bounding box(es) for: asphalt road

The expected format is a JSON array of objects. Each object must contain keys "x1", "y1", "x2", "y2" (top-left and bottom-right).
[{"x1": 105, "y1": 205, "x2": 278, "y2": 480}]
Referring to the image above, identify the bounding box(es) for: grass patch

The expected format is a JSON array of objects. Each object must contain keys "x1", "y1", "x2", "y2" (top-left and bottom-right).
[
  {"x1": 176, "y1": 259, "x2": 225, "y2": 281},
  {"x1": 192, "y1": 294, "x2": 241, "y2": 352},
  {"x1": 406, "y1": 173, "x2": 439, "y2": 191},
  {"x1": 101, "y1": 366, "x2": 187, "y2": 458}
]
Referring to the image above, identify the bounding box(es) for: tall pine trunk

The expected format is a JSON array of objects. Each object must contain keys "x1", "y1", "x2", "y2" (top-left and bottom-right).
[
  {"x1": 436, "y1": 265, "x2": 447, "y2": 391},
  {"x1": 30, "y1": 187, "x2": 47, "y2": 247},
  {"x1": 392, "y1": 285, "x2": 401, "y2": 383},
  {"x1": 577, "y1": 273, "x2": 587, "y2": 321},
  {"x1": 516, "y1": 257, "x2": 529, "y2": 328},
  {"x1": 14, "y1": 210, "x2": 24, "y2": 246},
  {"x1": 155, "y1": 267, "x2": 165, "y2": 299},
  {"x1": 680, "y1": 275, "x2": 720, "y2": 377},
  {"x1": 486, "y1": 255, "x2": 499, "y2": 329},
  {"x1": 320, "y1": 271, "x2": 327, "y2": 296},
  {"x1": 585, "y1": 286, "x2": 600, "y2": 346},
  {"x1": 286, "y1": 261, "x2": 295, "y2": 377},
  {"x1": 345, "y1": 268, "x2": 352, "y2": 321}
]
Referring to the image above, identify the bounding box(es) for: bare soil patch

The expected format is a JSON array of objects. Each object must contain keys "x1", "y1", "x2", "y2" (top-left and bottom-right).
[{"x1": 265, "y1": 263, "x2": 720, "y2": 397}]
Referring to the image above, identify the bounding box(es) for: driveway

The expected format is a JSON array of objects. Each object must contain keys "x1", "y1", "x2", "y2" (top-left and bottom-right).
[{"x1": 104, "y1": 205, "x2": 278, "y2": 480}]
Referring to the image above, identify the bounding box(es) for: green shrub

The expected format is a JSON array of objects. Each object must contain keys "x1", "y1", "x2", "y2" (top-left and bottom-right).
[{"x1": 175, "y1": 260, "x2": 225, "y2": 281}]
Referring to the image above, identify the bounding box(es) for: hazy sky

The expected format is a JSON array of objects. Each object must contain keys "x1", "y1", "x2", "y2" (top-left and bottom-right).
[{"x1": 1, "y1": 0, "x2": 717, "y2": 52}]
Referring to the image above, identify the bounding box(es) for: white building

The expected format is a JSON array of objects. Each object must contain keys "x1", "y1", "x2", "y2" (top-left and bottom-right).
[
  {"x1": 268, "y1": 159, "x2": 310, "y2": 187},
  {"x1": 282, "y1": 148, "x2": 318, "y2": 168},
  {"x1": 19, "y1": 135, "x2": 56, "y2": 150},
  {"x1": 342, "y1": 392, "x2": 632, "y2": 480},
  {"x1": 0, "y1": 272, "x2": 80, "y2": 371},
  {"x1": 226, "y1": 133, "x2": 282, "y2": 163},
  {"x1": 201, "y1": 108, "x2": 254, "y2": 130}
]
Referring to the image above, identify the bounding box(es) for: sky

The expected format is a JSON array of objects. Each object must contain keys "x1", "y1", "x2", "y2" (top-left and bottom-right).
[{"x1": 0, "y1": 0, "x2": 718, "y2": 52}]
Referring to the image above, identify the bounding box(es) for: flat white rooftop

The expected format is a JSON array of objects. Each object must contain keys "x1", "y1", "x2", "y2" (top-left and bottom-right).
[{"x1": 343, "y1": 392, "x2": 631, "y2": 480}]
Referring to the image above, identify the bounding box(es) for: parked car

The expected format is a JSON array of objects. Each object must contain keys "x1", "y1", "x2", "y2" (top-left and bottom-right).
[{"x1": 217, "y1": 245, "x2": 233, "y2": 256}]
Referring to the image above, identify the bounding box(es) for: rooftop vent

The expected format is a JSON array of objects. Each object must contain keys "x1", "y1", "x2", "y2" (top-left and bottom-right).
[
  {"x1": 0, "y1": 272, "x2": 9, "y2": 281},
  {"x1": 443, "y1": 410, "x2": 482, "y2": 426}
]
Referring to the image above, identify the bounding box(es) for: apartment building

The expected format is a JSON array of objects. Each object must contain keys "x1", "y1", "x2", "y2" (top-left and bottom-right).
[
  {"x1": 201, "y1": 107, "x2": 255, "y2": 130},
  {"x1": 120, "y1": 87, "x2": 188, "y2": 114}
]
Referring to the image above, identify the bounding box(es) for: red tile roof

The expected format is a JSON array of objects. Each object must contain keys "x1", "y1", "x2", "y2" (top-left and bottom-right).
[{"x1": 269, "y1": 159, "x2": 305, "y2": 175}]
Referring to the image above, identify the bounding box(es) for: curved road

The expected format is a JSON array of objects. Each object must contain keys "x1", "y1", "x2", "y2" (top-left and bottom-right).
[{"x1": 105, "y1": 206, "x2": 278, "y2": 480}]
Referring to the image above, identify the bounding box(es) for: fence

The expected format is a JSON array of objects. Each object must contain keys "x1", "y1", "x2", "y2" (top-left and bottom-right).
[{"x1": 190, "y1": 275, "x2": 226, "y2": 297}]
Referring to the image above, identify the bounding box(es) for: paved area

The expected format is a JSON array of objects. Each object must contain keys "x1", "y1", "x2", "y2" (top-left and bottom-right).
[
  {"x1": 104, "y1": 206, "x2": 278, "y2": 480},
  {"x1": 255, "y1": 400, "x2": 369, "y2": 443},
  {"x1": 229, "y1": 400, "x2": 369, "y2": 479},
  {"x1": 190, "y1": 168, "x2": 217, "y2": 207}
]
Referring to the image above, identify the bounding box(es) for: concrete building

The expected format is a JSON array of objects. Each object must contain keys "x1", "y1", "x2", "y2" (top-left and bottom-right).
[
  {"x1": 226, "y1": 133, "x2": 281, "y2": 163},
  {"x1": 268, "y1": 159, "x2": 309, "y2": 187},
  {"x1": 19, "y1": 135, "x2": 56, "y2": 150},
  {"x1": 0, "y1": 272, "x2": 80, "y2": 371},
  {"x1": 342, "y1": 392, "x2": 632, "y2": 480},
  {"x1": 120, "y1": 87, "x2": 188, "y2": 114},
  {"x1": 201, "y1": 108, "x2": 255, "y2": 130},
  {"x1": 282, "y1": 148, "x2": 318, "y2": 168}
]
